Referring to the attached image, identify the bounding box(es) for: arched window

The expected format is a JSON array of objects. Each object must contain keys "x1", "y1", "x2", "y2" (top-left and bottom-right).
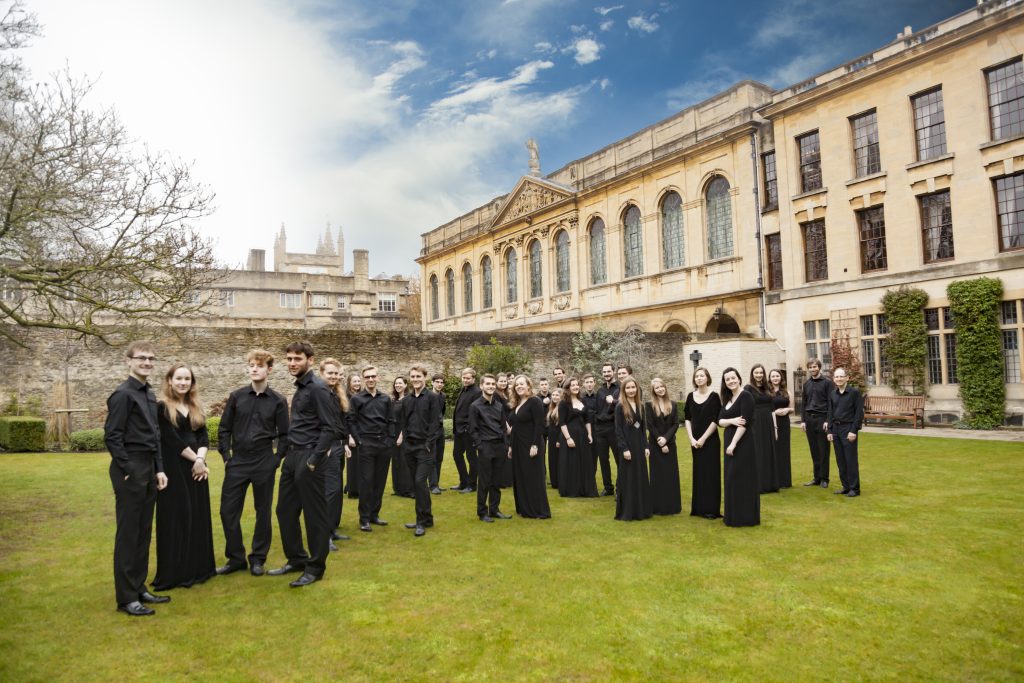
[
  {"x1": 706, "y1": 176, "x2": 733, "y2": 260},
  {"x1": 481, "y1": 255, "x2": 493, "y2": 308},
  {"x1": 505, "y1": 248, "x2": 518, "y2": 304},
  {"x1": 661, "y1": 191, "x2": 684, "y2": 269},
  {"x1": 529, "y1": 240, "x2": 543, "y2": 299},
  {"x1": 589, "y1": 218, "x2": 607, "y2": 285},
  {"x1": 429, "y1": 274, "x2": 439, "y2": 321},
  {"x1": 445, "y1": 269, "x2": 455, "y2": 316},
  {"x1": 623, "y1": 205, "x2": 643, "y2": 278},
  {"x1": 555, "y1": 230, "x2": 570, "y2": 292},
  {"x1": 462, "y1": 262, "x2": 473, "y2": 313}
]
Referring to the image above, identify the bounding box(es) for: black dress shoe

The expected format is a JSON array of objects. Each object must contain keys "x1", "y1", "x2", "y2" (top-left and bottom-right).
[
  {"x1": 833, "y1": 488, "x2": 851, "y2": 495},
  {"x1": 492, "y1": 511, "x2": 512, "y2": 520},
  {"x1": 360, "y1": 522, "x2": 372, "y2": 532},
  {"x1": 820, "y1": 480, "x2": 829, "y2": 488},
  {"x1": 803, "y1": 479, "x2": 821, "y2": 487},
  {"x1": 600, "y1": 489, "x2": 614, "y2": 497},
  {"x1": 216, "y1": 564, "x2": 245, "y2": 576},
  {"x1": 430, "y1": 486, "x2": 443, "y2": 495},
  {"x1": 463, "y1": 486, "x2": 477, "y2": 493},
  {"x1": 289, "y1": 573, "x2": 321, "y2": 588},
  {"x1": 414, "y1": 525, "x2": 426, "y2": 537},
  {"x1": 370, "y1": 517, "x2": 388, "y2": 526},
  {"x1": 404, "y1": 522, "x2": 418, "y2": 529},
  {"x1": 118, "y1": 601, "x2": 155, "y2": 616},
  {"x1": 329, "y1": 541, "x2": 339, "y2": 552},
  {"x1": 267, "y1": 563, "x2": 303, "y2": 576},
  {"x1": 449, "y1": 484, "x2": 467, "y2": 491},
  {"x1": 845, "y1": 490, "x2": 860, "y2": 497},
  {"x1": 139, "y1": 591, "x2": 170, "y2": 604},
  {"x1": 479, "y1": 515, "x2": 494, "y2": 523},
  {"x1": 250, "y1": 563, "x2": 265, "y2": 576},
  {"x1": 330, "y1": 530, "x2": 344, "y2": 541}
]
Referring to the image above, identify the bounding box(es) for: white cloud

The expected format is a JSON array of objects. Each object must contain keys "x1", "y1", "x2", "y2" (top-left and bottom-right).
[
  {"x1": 570, "y1": 24, "x2": 587, "y2": 34},
  {"x1": 534, "y1": 41, "x2": 556, "y2": 53},
  {"x1": 569, "y1": 38, "x2": 601, "y2": 65},
  {"x1": 594, "y1": 5, "x2": 624, "y2": 15},
  {"x1": 599, "y1": 77, "x2": 612, "y2": 91},
  {"x1": 599, "y1": 19, "x2": 614, "y2": 32},
  {"x1": 627, "y1": 13, "x2": 660, "y2": 33}
]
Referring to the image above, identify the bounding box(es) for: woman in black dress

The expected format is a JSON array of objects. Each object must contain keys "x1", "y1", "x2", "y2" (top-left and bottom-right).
[
  {"x1": 390, "y1": 376, "x2": 414, "y2": 498},
  {"x1": 769, "y1": 369, "x2": 793, "y2": 489},
  {"x1": 558, "y1": 378, "x2": 598, "y2": 498},
  {"x1": 495, "y1": 373, "x2": 514, "y2": 488},
  {"x1": 345, "y1": 373, "x2": 362, "y2": 500},
  {"x1": 614, "y1": 376, "x2": 653, "y2": 521},
  {"x1": 684, "y1": 367, "x2": 722, "y2": 519},
  {"x1": 646, "y1": 377, "x2": 681, "y2": 515},
  {"x1": 152, "y1": 364, "x2": 216, "y2": 590},
  {"x1": 546, "y1": 387, "x2": 562, "y2": 489},
  {"x1": 719, "y1": 367, "x2": 760, "y2": 527},
  {"x1": 747, "y1": 364, "x2": 779, "y2": 494},
  {"x1": 319, "y1": 359, "x2": 351, "y2": 547},
  {"x1": 508, "y1": 375, "x2": 551, "y2": 519}
]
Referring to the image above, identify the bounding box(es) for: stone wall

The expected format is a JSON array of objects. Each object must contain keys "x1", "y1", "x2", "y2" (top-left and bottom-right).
[{"x1": 0, "y1": 328, "x2": 689, "y2": 429}]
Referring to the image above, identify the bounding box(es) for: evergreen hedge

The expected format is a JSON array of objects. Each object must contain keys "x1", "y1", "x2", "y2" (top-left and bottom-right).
[
  {"x1": 947, "y1": 277, "x2": 1005, "y2": 429},
  {"x1": 882, "y1": 286, "x2": 929, "y2": 394},
  {"x1": 0, "y1": 416, "x2": 46, "y2": 451},
  {"x1": 69, "y1": 428, "x2": 106, "y2": 451}
]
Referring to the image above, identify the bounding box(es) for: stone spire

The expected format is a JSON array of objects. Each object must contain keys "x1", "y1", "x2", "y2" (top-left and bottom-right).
[
  {"x1": 336, "y1": 225, "x2": 345, "y2": 273},
  {"x1": 322, "y1": 222, "x2": 336, "y2": 256}
]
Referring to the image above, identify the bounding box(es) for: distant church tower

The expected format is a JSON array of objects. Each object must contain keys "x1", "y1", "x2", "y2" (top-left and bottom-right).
[
  {"x1": 336, "y1": 224, "x2": 345, "y2": 273},
  {"x1": 273, "y1": 222, "x2": 287, "y2": 272}
]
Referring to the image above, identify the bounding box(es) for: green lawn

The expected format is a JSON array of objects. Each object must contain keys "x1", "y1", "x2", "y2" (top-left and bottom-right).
[{"x1": 0, "y1": 432, "x2": 1021, "y2": 682}]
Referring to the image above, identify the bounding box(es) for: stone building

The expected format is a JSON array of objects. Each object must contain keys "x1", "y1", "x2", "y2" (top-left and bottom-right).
[{"x1": 418, "y1": 0, "x2": 1024, "y2": 421}]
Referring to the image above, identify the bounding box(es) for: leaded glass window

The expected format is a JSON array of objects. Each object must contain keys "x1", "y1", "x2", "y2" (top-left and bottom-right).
[
  {"x1": 462, "y1": 263, "x2": 473, "y2": 313},
  {"x1": 445, "y1": 269, "x2": 455, "y2": 316},
  {"x1": 429, "y1": 275, "x2": 439, "y2": 320},
  {"x1": 505, "y1": 248, "x2": 518, "y2": 303},
  {"x1": 529, "y1": 240, "x2": 543, "y2": 298},
  {"x1": 661, "y1": 192, "x2": 684, "y2": 269},
  {"x1": 706, "y1": 177, "x2": 733, "y2": 260},
  {"x1": 623, "y1": 206, "x2": 643, "y2": 277},
  {"x1": 481, "y1": 256, "x2": 493, "y2": 308},
  {"x1": 589, "y1": 218, "x2": 607, "y2": 285},
  {"x1": 555, "y1": 230, "x2": 570, "y2": 293}
]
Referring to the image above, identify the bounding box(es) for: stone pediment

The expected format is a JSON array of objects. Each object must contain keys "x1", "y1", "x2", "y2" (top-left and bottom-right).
[{"x1": 490, "y1": 176, "x2": 574, "y2": 228}]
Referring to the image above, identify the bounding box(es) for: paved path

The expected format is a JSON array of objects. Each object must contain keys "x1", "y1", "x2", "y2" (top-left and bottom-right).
[{"x1": 860, "y1": 425, "x2": 1024, "y2": 442}]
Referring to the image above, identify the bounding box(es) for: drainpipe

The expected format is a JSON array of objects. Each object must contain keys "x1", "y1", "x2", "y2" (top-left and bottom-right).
[{"x1": 749, "y1": 130, "x2": 767, "y2": 339}]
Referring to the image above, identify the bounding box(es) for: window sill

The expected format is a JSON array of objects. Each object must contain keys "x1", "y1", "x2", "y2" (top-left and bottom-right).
[
  {"x1": 791, "y1": 187, "x2": 827, "y2": 201},
  {"x1": 845, "y1": 171, "x2": 887, "y2": 187},
  {"x1": 761, "y1": 204, "x2": 778, "y2": 215},
  {"x1": 922, "y1": 257, "x2": 955, "y2": 266},
  {"x1": 906, "y1": 153, "x2": 954, "y2": 171},
  {"x1": 979, "y1": 132, "x2": 1024, "y2": 151}
]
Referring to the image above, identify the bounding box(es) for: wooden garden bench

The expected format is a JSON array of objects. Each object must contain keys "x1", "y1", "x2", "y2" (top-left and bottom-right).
[{"x1": 863, "y1": 395, "x2": 925, "y2": 429}]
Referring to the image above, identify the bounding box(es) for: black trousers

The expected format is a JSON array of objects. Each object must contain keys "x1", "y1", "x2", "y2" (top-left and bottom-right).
[
  {"x1": 451, "y1": 430, "x2": 478, "y2": 488},
  {"x1": 805, "y1": 413, "x2": 831, "y2": 482},
  {"x1": 110, "y1": 457, "x2": 157, "y2": 605},
  {"x1": 358, "y1": 439, "x2": 391, "y2": 523},
  {"x1": 592, "y1": 425, "x2": 618, "y2": 493},
  {"x1": 346, "y1": 445, "x2": 360, "y2": 498},
  {"x1": 404, "y1": 439, "x2": 434, "y2": 526},
  {"x1": 324, "y1": 442, "x2": 344, "y2": 530},
  {"x1": 220, "y1": 453, "x2": 277, "y2": 566},
  {"x1": 275, "y1": 449, "x2": 330, "y2": 577},
  {"x1": 476, "y1": 441, "x2": 505, "y2": 517},
  {"x1": 429, "y1": 435, "x2": 445, "y2": 488},
  {"x1": 830, "y1": 423, "x2": 861, "y2": 492}
]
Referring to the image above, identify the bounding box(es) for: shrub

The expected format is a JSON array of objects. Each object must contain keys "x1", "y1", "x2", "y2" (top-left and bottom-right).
[
  {"x1": 443, "y1": 418, "x2": 453, "y2": 440},
  {"x1": 570, "y1": 325, "x2": 650, "y2": 380},
  {"x1": 882, "y1": 286, "x2": 929, "y2": 394},
  {"x1": 0, "y1": 416, "x2": 47, "y2": 452},
  {"x1": 206, "y1": 416, "x2": 220, "y2": 448},
  {"x1": 830, "y1": 333, "x2": 867, "y2": 393},
  {"x1": 69, "y1": 428, "x2": 107, "y2": 451},
  {"x1": 947, "y1": 277, "x2": 1005, "y2": 429},
  {"x1": 466, "y1": 337, "x2": 532, "y2": 376}
]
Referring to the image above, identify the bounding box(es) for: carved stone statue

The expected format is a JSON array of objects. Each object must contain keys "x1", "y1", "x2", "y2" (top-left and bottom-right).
[{"x1": 526, "y1": 138, "x2": 541, "y2": 177}]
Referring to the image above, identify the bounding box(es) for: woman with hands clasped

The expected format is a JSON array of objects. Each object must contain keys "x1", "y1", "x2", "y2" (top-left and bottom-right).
[
  {"x1": 646, "y1": 378, "x2": 681, "y2": 516},
  {"x1": 684, "y1": 367, "x2": 722, "y2": 519},
  {"x1": 717, "y1": 368, "x2": 760, "y2": 527},
  {"x1": 769, "y1": 369, "x2": 793, "y2": 489},
  {"x1": 508, "y1": 375, "x2": 551, "y2": 519},
  {"x1": 557, "y1": 377, "x2": 598, "y2": 498},
  {"x1": 614, "y1": 376, "x2": 653, "y2": 521}
]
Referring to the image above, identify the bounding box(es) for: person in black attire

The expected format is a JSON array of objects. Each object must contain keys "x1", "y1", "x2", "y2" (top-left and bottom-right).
[
  {"x1": 390, "y1": 376, "x2": 414, "y2": 498},
  {"x1": 508, "y1": 375, "x2": 551, "y2": 519},
  {"x1": 496, "y1": 373, "x2": 515, "y2": 489},
  {"x1": 217, "y1": 349, "x2": 289, "y2": 577},
  {"x1": 269, "y1": 341, "x2": 343, "y2": 588},
  {"x1": 429, "y1": 374, "x2": 447, "y2": 494},
  {"x1": 396, "y1": 365, "x2": 441, "y2": 536},
  {"x1": 581, "y1": 373, "x2": 599, "y2": 422},
  {"x1": 719, "y1": 367, "x2": 760, "y2": 527},
  {"x1": 592, "y1": 363, "x2": 620, "y2": 496},
  {"x1": 557, "y1": 379, "x2": 597, "y2": 498},
  {"x1": 684, "y1": 367, "x2": 722, "y2": 519},
  {"x1": 552, "y1": 365, "x2": 566, "y2": 389},
  {"x1": 318, "y1": 358, "x2": 351, "y2": 550},
  {"x1": 345, "y1": 373, "x2": 362, "y2": 500},
  {"x1": 348, "y1": 365, "x2": 393, "y2": 532},
  {"x1": 747, "y1": 364, "x2": 779, "y2": 494},
  {"x1": 450, "y1": 368, "x2": 482, "y2": 492},
  {"x1": 104, "y1": 341, "x2": 169, "y2": 616},
  {"x1": 153, "y1": 364, "x2": 216, "y2": 592},
  {"x1": 826, "y1": 367, "x2": 864, "y2": 497},
  {"x1": 801, "y1": 358, "x2": 833, "y2": 488},
  {"x1": 646, "y1": 377, "x2": 681, "y2": 515},
  {"x1": 469, "y1": 374, "x2": 512, "y2": 522},
  {"x1": 769, "y1": 369, "x2": 793, "y2": 489},
  {"x1": 614, "y1": 376, "x2": 653, "y2": 521}
]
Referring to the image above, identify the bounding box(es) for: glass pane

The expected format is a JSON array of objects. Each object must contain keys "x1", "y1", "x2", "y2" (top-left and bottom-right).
[{"x1": 706, "y1": 178, "x2": 733, "y2": 259}]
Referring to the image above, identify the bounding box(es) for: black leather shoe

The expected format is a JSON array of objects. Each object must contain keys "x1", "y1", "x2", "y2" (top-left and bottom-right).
[
  {"x1": 600, "y1": 489, "x2": 614, "y2": 497},
  {"x1": 414, "y1": 525, "x2": 426, "y2": 537},
  {"x1": 289, "y1": 573, "x2": 321, "y2": 588},
  {"x1": 216, "y1": 564, "x2": 245, "y2": 576},
  {"x1": 330, "y1": 530, "x2": 344, "y2": 541},
  {"x1": 493, "y1": 511, "x2": 512, "y2": 520},
  {"x1": 845, "y1": 490, "x2": 860, "y2": 497},
  {"x1": 329, "y1": 541, "x2": 339, "y2": 552},
  {"x1": 449, "y1": 484, "x2": 466, "y2": 491},
  {"x1": 430, "y1": 486, "x2": 443, "y2": 495},
  {"x1": 803, "y1": 480, "x2": 821, "y2": 487},
  {"x1": 820, "y1": 480, "x2": 830, "y2": 488},
  {"x1": 250, "y1": 563, "x2": 265, "y2": 576},
  {"x1": 404, "y1": 522, "x2": 419, "y2": 529},
  {"x1": 118, "y1": 601, "x2": 155, "y2": 616},
  {"x1": 463, "y1": 486, "x2": 477, "y2": 493},
  {"x1": 360, "y1": 522, "x2": 372, "y2": 532},
  {"x1": 370, "y1": 517, "x2": 388, "y2": 526},
  {"x1": 833, "y1": 488, "x2": 850, "y2": 495},
  {"x1": 479, "y1": 515, "x2": 494, "y2": 523},
  {"x1": 267, "y1": 563, "x2": 303, "y2": 576},
  {"x1": 139, "y1": 591, "x2": 170, "y2": 604}
]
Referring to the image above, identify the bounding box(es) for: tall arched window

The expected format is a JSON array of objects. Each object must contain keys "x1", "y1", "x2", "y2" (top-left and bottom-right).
[
  {"x1": 529, "y1": 239, "x2": 543, "y2": 298},
  {"x1": 589, "y1": 218, "x2": 607, "y2": 285},
  {"x1": 445, "y1": 269, "x2": 455, "y2": 316},
  {"x1": 462, "y1": 262, "x2": 473, "y2": 313},
  {"x1": 661, "y1": 191, "x2": 685, "y2": 269},
  {"x1": 429, "y1": 274, "x2": 439, "y2": 320},
  {"x1": 481, "y1": 255, "x2": 493, "y2": 308},
  {"x1": 505, "y1": 248, "x2": 518, "y2": 304},
  {"x1": 555, "y1": 230, "x2": 570, "y2": 292},
  {"x1": 623, "y1": 205, "x2": 643, "y2": 278},
  {"x1": 706, "y1": 176, "x2": 734, "y2": 260}
]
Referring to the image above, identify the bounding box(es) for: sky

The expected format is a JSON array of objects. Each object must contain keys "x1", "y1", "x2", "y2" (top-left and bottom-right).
[{"x1": 19, "y1": 0, "x2": 972, "y2": 278}]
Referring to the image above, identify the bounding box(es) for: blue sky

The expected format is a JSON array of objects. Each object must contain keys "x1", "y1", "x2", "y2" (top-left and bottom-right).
[{"x1": 22, "y1": 0, "x2": 972, "y2": 277}]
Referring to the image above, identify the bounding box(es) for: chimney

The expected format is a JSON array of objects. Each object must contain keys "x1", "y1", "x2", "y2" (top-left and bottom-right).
[{"x1": 247, "y1": 249, "x2": 266, "y2": 272}]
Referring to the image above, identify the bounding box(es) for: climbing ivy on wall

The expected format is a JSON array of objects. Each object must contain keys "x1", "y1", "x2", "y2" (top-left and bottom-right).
[
  {"x1": 947, "y1": 277, "x2": 1005, "y2": 429},
  {"x1": 881, "y1": 286, "x2": 929, "y2": 395}
]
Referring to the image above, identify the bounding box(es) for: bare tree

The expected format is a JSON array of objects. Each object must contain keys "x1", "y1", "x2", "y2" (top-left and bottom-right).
[{"x1": 0, "y1": 2, "x2": 222, "y2": 346}]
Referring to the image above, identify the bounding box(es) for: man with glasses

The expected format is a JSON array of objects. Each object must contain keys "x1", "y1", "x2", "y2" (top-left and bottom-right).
[
  {"x1": 104, "y1": 341, "x2": 169, "y2": 616},
  {"x1": 825, "y1": 367, "x2": 863, "y2": 498},
  {"x1": 348, "y1": 365, "x2": 393, "y2": 532}
]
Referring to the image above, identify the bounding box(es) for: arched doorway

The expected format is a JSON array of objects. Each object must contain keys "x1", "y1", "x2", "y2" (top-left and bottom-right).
[{"x1": 705, "y1": 313, "x2": 740, "y2": 334}]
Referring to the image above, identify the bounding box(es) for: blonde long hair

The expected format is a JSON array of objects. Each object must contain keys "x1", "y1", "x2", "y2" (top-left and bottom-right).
[
  {"x1": 319, "y1": 358, "x2": 350, "y2": 412},
  {"x1": 649, "y1": 377, "x2": 673, "y2": 417},
  {"x1": 619, "y1": 376, "x2": 644, "y2": 424},
  {"x1": 161, "y1": 364, "x2": 206, "y2": 430},
  {"x1": 508, "y1": 374, "x2": 534, "y2": 411},
  {"x1": 546, "y1": 387, "x2": 562, "y2": 426}
]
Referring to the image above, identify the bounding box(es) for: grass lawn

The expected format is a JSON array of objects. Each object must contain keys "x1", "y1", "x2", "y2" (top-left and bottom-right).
[{"x1": 0, "y1": 432, "x2": 1021, "y2": 682}]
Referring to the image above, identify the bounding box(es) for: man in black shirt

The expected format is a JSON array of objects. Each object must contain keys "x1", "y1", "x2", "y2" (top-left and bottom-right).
[
  {"x1": 826, "y1": 367, "x2": 864, "y2": 497},
  {"x1": 592, "y1": 363, "x2": 619, "y2": 496},
  {"x1": 429, "y1": 374, "x2": 447, "y2": 494},
  {"x1": 800, "y1": 358, "x2": 834, "y2": 488},
  {"x1": 450, "y1": 368, "x2": 482, "y2": 492},
  {"x1": 216, "y1": 349, "x2": 289, "y2": 577},
  {"x1": 348, "y1": 365, "x2": 393, "y2": 531},
  {"x1": 470, "y1": 375, "x2": 511, "y2": 522},
  {"x1": 398, "y1": 365, "x2": 442, "y2": 537},
  {"x1": 552, "y1": 365, "x2": 566, "y2": 389},
  {"x1": 104, "y1": 341, "x2": 169, "y2": 616},
  {"x1": 269, "y1": 341, "x2": 343, "y2": 587}
]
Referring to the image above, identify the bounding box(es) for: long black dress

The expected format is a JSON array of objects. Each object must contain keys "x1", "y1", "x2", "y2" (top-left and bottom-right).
[
  {"x1": 614, "y1": 402, "x2": 653, "y2": 521},
  {"x1": 547, "y1": 408, "x2": 559, "y2": 489},
  {"x1": 509, "y1": 396, "x2": 551, "y2": 519},
  {"x1": 720, "y1": 390, "x2": 760, "y2": 527},
  {"x1": 772, "y1": 392, "x2": 793, "y2": 489},
  {"x1": 153, "y1": 405, "x2": 216, "y2": 590},
  {"x1": 557, "y1": 400, "x2": 598, "y2": 498},
  {"x1": 747, "y1": 385, "x2": 779, "y2": 494},
  {"x1": 391, "y1": 397, "x2": 414, "y2": 497},
  {"x1": 684, "y1": 391, "x2": 722, "y2": 518},
  {"x1": 646, "y1": 400, "x2": 682, "y2": 515}
]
